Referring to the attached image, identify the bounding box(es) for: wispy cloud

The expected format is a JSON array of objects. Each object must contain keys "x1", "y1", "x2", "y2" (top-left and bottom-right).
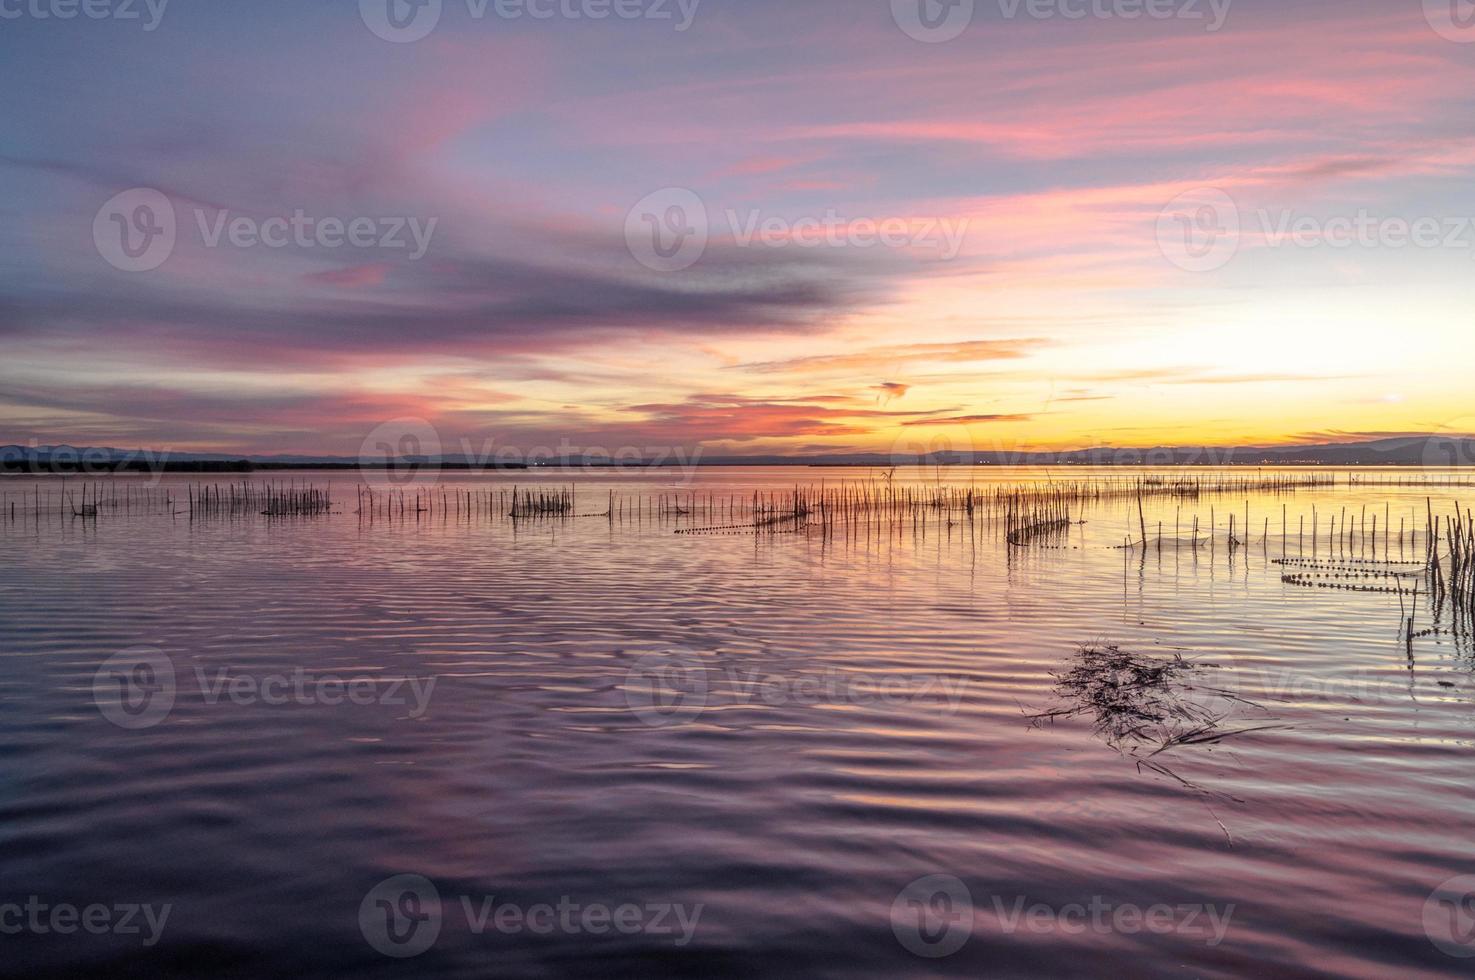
[
  {"x1": 738, "y1": 339, "x2": 1049, "y2": 375},
  {"x1": 901, "y1": 414, "x2": 1035, "y2": 426}
]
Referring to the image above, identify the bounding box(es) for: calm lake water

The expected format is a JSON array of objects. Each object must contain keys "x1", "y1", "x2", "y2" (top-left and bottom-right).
[{"x1": 2, "y1": 467, "x2": 1474, "y2": 978}]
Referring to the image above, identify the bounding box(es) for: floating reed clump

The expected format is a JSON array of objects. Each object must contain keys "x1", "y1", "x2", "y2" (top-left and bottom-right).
[
  {"x1": 1029, "y1": 642, "x2": 1283, "y2": 843},
  {"x1": 1029, "y1": 643, "x2": 1278, "y2": 755}
]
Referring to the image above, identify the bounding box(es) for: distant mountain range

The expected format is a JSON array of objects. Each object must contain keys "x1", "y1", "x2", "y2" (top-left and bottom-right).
[{"x1": 4, "y1": 436, "x2": 1474, "y2": 470}]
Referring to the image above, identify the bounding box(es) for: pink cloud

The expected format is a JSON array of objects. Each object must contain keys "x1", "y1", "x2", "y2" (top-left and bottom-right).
[{"x1": 304, "y1": 263, "x2": 390, "y2": 287}]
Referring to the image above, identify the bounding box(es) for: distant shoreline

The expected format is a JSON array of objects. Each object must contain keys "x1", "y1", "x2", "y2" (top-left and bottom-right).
[
  {"x1": 3, "y1": 435, "x2": 1472, "y2": 473},
  {"x1": 1, "y1": 460, "x2": 1471, "y2": 476}
]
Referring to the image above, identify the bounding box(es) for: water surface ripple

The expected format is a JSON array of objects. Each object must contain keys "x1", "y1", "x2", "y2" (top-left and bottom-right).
[{"x1": 2, "y1": 468, "x2": 1473, "y2": 977}]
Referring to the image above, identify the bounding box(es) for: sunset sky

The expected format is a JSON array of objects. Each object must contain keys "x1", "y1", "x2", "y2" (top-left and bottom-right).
[{"x1": 3, "y1": 0, "x2": 1473, "y2": 457}]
